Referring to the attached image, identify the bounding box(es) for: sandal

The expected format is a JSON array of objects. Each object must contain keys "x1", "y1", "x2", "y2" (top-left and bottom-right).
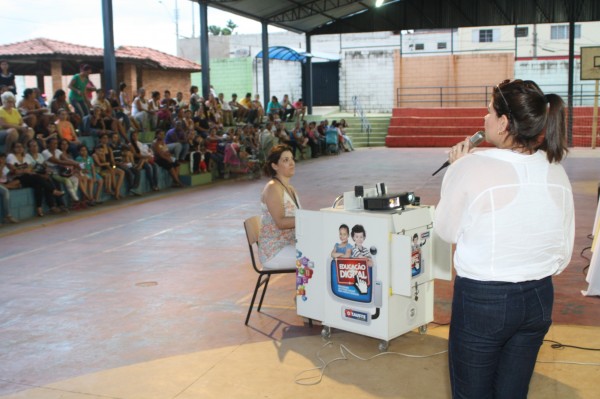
[{"x1": 3, "y1": 215, "x2": 19, "y2": 224}]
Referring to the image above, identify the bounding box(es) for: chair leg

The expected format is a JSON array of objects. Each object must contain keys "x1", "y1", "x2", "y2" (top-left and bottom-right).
[
  {"x1": 245, "y1": 274, "x2": 265, "y2": 325},
  {"x1": 257, "y1": 274, "x2": 271, "y2": 312}
]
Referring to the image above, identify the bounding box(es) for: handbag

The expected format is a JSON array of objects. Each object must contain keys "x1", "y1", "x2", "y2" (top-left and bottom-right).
[
  {"x1": 58, "y1": 166, "x2": 73, "y2": 177},
  {"x1": 33, "y1": 163, "x2": 46, "y2": 174}
]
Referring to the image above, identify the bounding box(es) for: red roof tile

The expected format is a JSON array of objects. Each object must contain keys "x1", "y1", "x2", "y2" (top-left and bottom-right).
[
  {"x1": 0, "y1": 38, "x2": 200, "y2": 71},
  {"x1": 116, "y1": 46, "x2": 201, "y2": 71},
  {"x1": 0, "y1": 38, "x2": 103, "y2": 57}
]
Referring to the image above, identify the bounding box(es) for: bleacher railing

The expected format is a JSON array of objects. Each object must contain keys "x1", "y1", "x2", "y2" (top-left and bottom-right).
[
  {"x1": 352, "y1": 95, "x2": 372, "y2": 147},
  {"x1": 396, "y1": 83, "x2": 598, "y2": 107}
]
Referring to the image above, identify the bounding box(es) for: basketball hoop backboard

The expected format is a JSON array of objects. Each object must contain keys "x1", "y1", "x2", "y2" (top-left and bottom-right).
[{"x1": 581, "y1": 47, "x2": 600, "y2": 80}]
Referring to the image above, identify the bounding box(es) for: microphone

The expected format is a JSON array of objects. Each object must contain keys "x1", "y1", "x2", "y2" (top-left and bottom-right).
[{"x1": 432, "y1": 131, "x2": 485, "y2": 176}]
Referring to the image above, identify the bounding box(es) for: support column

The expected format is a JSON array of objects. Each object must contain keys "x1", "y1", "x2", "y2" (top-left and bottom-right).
[
  {"x1": 50, "y1": 61, "x2": 62, "y2": 94},
  {"x1": 305, "y1": 34, "x2": 313, "y2": 115},
  {"x1": 101, "y1": 0, "x2": 117, "y2": 91},
  {"x1": 199, "y1": 0, "x2": 210, "y2": 98},
  {"x1": 262, "y1": 21, "x2": 270, "y2": 105}
]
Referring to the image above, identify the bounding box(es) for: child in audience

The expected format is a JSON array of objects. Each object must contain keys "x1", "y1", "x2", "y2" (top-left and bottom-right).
[
  {"x1": 130, "y1": 130, "x2": 159, "y2": 191},
  {"x1": 0, "y1": 152, "x2": 19, "y2": 224},
  {"x1": 75, "y1": 144, "x2": 103, "y2": 204}
]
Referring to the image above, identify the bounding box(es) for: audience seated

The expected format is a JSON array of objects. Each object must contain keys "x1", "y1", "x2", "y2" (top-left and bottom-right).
[
  {"x1": 1, "y1": 79, "x2": 360, "y2": 224},
  {"x1": 129, "y1": 130, "x2": 159, "y2": 191},
  {"x1": 0, "y1": 91, "x2": 34, "y2": 154},
  {"x1": 17, "y1": 88, "x2": 52, "y2": 134},
  {"x1": 0, "y1": 152, "x2": 19, "y2": 224},
  {"x1": 151, "y1": 129, "x2": 183, "y2": 188},
  {"x1": 93, "y1": 89, "x2": 128, "y2": 142},
  {"x1": 281, "y1": 94, "x2": 295, "y2": 122},
  {"x1": 94, "y1": 133, "x2": 125, "y2": 200},
  {"x1": 75, "y1": 144, "x2": 103, "y2": 205},
  {"x1": 8, "y1": 141, "x2": 62, "y2": 216},
  {"x1": 43, "y1": 137, "x2": 84, "y2": 208},
  {"x1": 50, "y1": 89, "x2": 81, "y2": 131}
]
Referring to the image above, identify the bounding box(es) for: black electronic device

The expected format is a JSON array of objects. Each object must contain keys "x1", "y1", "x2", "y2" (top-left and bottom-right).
[{"x1": 363, "y1": 192, "x2": 416, "y2": 211}]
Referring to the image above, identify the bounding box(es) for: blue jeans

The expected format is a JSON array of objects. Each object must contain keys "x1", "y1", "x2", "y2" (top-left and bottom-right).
[{"x1": 449, "y1": 275, "x2": 553, "y2": 399}]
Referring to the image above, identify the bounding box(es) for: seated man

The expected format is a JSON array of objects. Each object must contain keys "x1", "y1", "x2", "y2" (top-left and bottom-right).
[
  {"x1": 266, "y1": 96, "x2": 283, "y2": 120},
  {"x1": 229, "y1": 93, "x2": 246, "y2": 123},
  {"x1": 164, "y1": 121, "x2": 189, "y2": 162},
  {"x1": 281, "y1": 94, "x2": 295, "y2": 122},
  {"x1": 292, "y1": 98, "x2": 307, "y2": 121},
  {"x1": 239, "y1": 93, "x2": 257, "y2": 124}
]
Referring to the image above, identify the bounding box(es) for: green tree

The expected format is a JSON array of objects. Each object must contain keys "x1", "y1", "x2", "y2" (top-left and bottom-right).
[
  {"x1": 208, "y1": 25, "x2": 221, "y2": 35},
  {"x1": 226, "y1": 19, "x2": 238, "y2": 33}
]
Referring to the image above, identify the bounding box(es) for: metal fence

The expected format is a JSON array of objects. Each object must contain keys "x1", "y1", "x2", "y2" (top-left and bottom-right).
[{"x1": 396, "y1": 84, "x2": 598, "y2": 107}]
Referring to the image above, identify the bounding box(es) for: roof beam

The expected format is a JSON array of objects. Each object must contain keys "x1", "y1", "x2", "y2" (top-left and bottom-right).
[{"x1": 266, "y1": 0, "x2": 359, "y2": 23}]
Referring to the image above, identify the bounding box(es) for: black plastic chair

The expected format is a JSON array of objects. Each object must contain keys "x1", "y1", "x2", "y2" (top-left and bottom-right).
[{"x1": 243, "y1": 216, "x2": 297, "y2": 325}]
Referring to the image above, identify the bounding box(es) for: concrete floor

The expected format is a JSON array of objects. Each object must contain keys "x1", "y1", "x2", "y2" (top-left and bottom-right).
[{"x1": 0, "y1": 147, "x2": 599, "y2": 398}]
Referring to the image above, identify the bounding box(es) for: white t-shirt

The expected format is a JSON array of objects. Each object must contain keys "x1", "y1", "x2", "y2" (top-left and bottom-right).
[
  {"x1": 434, "y1": 149, "x2": 574, "y2": 282},
  {"x1": 42, "y1": 148, "x2": 63, "y2": 173}
]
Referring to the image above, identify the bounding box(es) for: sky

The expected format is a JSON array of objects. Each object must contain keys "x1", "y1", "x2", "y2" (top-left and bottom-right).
[{"x1": 0, "y1": 0, "x2": 280, "y2": 55}]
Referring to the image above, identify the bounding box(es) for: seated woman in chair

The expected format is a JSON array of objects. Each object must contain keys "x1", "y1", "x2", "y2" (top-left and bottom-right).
[{"x1": 258, "y1": 144, "x2": 300, "y2": 269}]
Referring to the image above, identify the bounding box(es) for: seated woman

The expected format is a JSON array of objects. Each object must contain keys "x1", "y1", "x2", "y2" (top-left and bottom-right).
[
  {"x1": 50, "y1": 89, "x2": 81, "y2": 130},
  {"x1": 25, "y1": 139, "x2": 67, "y2": 211},
  {"x1": 0, "y1": 152, "x2": 20, "y2": 223},
  {"x1": 0, "y1": 91, "x2": 34, "y2": 154},
  {"x1": 132, "y1": 87, "x2": 151, "y2": 132},
  {"x1": 108, "y1": 88, "x2": 136, "y2": 134},
  {"x1": 56, "y1": 108, "x2": 82, "y2": 157},
  {"x1": 130, "y1": 130, "x2": 159, "y2": 191},
  {"x1": 83, "y1": 106, "x2": 113, "y2": 138},
  {"x1": 92, "y1": 89, "x2": 128, "y2": 143},
  {"x1": 42, "y1": 137, "x2": 83, "y2": 209},
  {"x1": 205, "y1": 93, "x2": 222, "y2": 129},
  {"x1": 93, "y1": 133, "x2": 124, "y2": 199},
  {"x1": 151, "y1": 129, "x2": 183, "y2": 188},
  {"x1": 7, "y1": 142, "x2": 62, "y2": 216},
  {"x1": 258, "y1": 145, "x2": 300, "y2": 269},
  {"x1": 17, "y1": 88, "x2": 52, "y2": 133},
  {"x1": 223, "y1": 134, "x2": 258, "y2": 178},
  {"x1": 147, "y1": 91, "x2": 160, "y2": 131},
  {"x1": 59, "y1": 139, "x2": 94, "y2": 206}
]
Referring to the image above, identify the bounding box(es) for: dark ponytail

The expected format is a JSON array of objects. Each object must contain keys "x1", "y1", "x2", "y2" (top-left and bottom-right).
[
  {"x1": 494, "y1": 79, "x2": 567, "y2": 163},
  {"x1": 539, "y1": 93, "x2": 567, "y2": 163}
]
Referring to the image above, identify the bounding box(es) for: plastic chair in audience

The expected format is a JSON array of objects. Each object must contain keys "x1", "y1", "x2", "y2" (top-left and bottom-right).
[{"x1": 243, "y1": 215, "x2": 297, "y2": 325}]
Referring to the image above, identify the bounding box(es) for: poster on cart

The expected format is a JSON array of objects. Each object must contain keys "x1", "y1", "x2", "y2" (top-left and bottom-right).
[{"x1": 296, "y1": 210, "x2": 389, "y2": 330}]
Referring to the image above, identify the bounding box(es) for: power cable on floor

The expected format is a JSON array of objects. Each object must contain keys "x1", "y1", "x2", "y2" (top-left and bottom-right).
[{"x1": 294, "y1": 340, "x2": 448, "y2": 386}]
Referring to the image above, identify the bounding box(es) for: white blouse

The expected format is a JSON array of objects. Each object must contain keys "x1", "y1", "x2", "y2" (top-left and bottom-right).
[{"x1": 434, "y1": 149, "x2": 574, "y2": 282}]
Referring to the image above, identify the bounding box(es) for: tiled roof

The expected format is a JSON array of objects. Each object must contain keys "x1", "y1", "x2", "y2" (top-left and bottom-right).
[
  {"x1": 0, "y1": 38, "x2": 201, "y2": 71},
  {"x1": 0, "y1": 38, "x2": 103, "y2": 57},
  {"x1": 116, "y1": 46, "x2": 201, "y2": 71}
]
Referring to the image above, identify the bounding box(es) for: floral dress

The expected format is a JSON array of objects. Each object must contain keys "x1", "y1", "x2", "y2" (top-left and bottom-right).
[{"x1": 258, "y1": 190, "x2": 299, "y2": 264}]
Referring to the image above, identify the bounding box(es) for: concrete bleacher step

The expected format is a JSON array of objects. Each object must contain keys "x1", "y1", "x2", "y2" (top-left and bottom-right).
[
  {"x1": 180, "y1": 173, "x2": 212, "y2": 186},
  {"x1": 328, "y1": 115, "x2": 391, "y2": 148}
]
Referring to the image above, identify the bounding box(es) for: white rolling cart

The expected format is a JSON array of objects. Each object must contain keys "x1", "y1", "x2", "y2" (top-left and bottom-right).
[{"x1": 295, "y1": 192, "x2": 452, "y2": 351}]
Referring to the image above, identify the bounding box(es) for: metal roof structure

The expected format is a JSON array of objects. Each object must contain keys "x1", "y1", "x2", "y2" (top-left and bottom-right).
[{"x1": 199, "y1": 0, "x2": 599, "y2": 36}]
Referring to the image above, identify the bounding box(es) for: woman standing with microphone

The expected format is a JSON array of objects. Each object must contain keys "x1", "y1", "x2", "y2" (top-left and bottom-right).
[{"x1": 434, "y1": 79, "x2": 574, "y2": 399}]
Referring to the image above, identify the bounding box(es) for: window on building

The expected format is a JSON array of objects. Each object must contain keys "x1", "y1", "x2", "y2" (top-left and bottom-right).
[
  {"x1": 479, "y1": 29, "x2": 493, "y2": 43},
  {"x1": 415, "y1": 43, "x2": 424, "y2": 51},
  {"x1": 514, "y1": 27, "x2": 529, "y2": 38},
  {"x1": 551, "y1": 25, "x2": 581, "y2": 40},
  {"x1": 437, "y1": 42, "x2": 447, "y2": 50}
]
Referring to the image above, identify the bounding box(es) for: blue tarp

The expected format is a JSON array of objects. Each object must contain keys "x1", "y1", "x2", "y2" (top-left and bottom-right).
[{"x1": 255, "y1": 46, "x2": 307, "y2": 62}]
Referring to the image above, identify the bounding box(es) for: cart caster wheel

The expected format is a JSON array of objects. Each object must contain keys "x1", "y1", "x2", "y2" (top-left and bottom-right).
[
  {"x1": 378, "y1": 341, "x2": 389, "y2": 352},
  {"x1": 418, "y1": 324, "x2": 428, "y2": 335},
  {"x1": 321, "y1": 326, "x2": 331, "y2": 339}
]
